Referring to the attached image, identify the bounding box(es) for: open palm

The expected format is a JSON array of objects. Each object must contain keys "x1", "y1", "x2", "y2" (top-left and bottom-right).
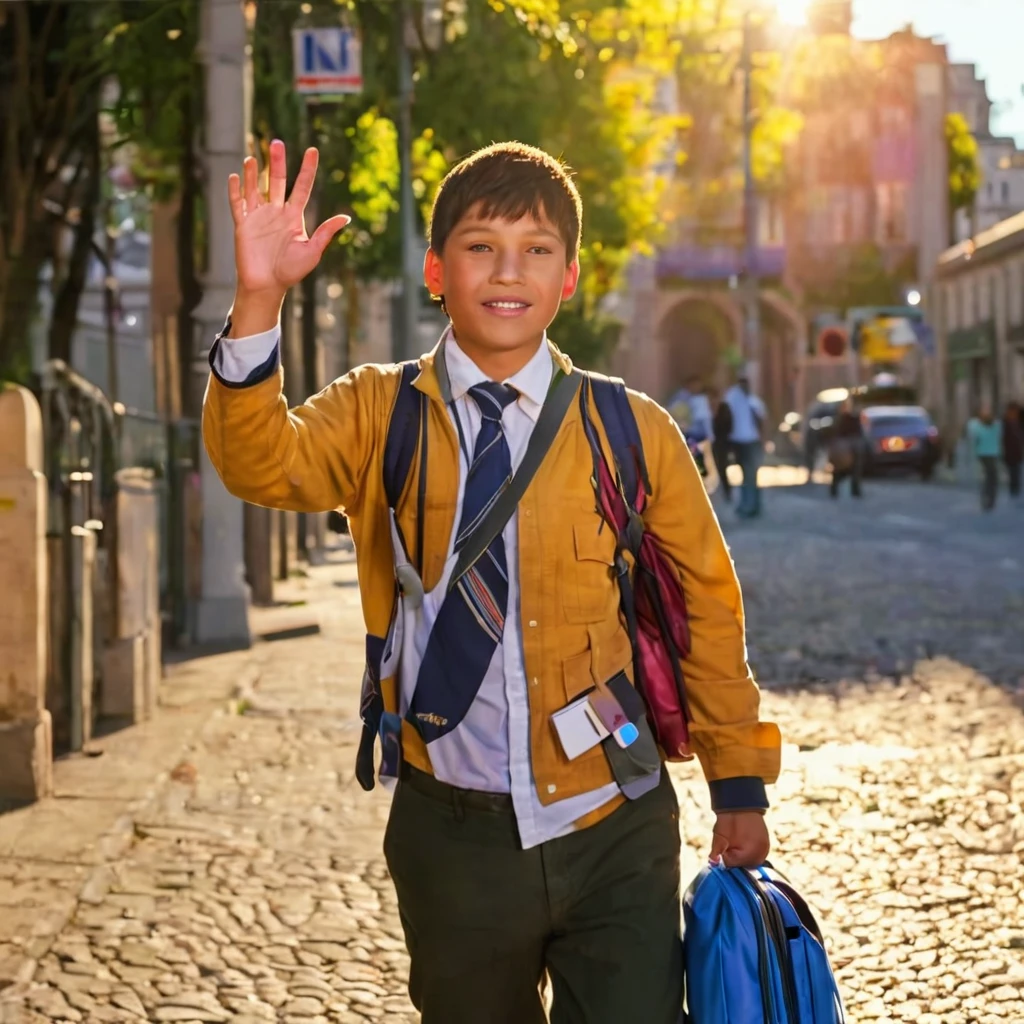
[{"x1": 229, "y1": 140, "x2": 350, "y2": 297}]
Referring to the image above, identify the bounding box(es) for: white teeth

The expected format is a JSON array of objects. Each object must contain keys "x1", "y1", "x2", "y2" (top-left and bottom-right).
[{"x1": 487, "y1": 301, "x2": 527, "y2": 309}]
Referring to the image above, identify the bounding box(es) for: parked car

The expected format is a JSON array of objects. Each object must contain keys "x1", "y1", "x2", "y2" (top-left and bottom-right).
[
  {"x1": 859, "y1": 405, "x2": 940, "y2": 478},
  {"x1": 780, "y1": 383, "x2": 920, "y2": 471}
]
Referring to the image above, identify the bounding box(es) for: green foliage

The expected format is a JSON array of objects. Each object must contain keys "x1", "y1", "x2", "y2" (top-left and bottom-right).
[
  {"x1": 347, "y1": 108, "x2": 400, "y2": 236},
  {"x1": 946, "y1": 112, "x2": 981, "y2": 221},
  {"x1": 99, "y1": 0, "x2": 200, "y2": 201}
]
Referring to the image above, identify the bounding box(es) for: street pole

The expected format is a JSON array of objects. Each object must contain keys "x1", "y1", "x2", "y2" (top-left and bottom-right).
[
  {"x1": 396, "y1": 0, "x2": 419, "y2": 363},
  {"x1": 741, "y1": 11, "x2": 761, "y2": 395},
  {"x1": 190, "y1": 0, "x2": 252, "y2": 646},
  {"x1": 299, "y1": 96, "x2": 325, "y2": 565}
]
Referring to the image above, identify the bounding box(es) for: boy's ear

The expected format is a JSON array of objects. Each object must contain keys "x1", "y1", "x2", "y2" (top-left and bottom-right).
[
  {"x1": 424, "y1": 247, "x2": 443, "y2": 297},
  {"x1": 561, "y1": 259, "x2": 580, "y2": 301}
]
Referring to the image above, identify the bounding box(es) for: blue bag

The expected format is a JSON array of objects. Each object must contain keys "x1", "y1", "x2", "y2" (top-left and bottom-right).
[{"x1": 683, "y1": 862, "x2": 846, "y2": 1024}]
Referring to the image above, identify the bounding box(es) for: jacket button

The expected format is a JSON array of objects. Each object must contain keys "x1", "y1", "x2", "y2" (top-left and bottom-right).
[
  {"x1": 532, "y1": 677, "x2": 539, "y2": 686},
  {"x1": 528, "y1": 620, "x2": 538, "y2": 627},
  {"x1": 547, "y1": 784, "x2": 557, "y2": 794}
]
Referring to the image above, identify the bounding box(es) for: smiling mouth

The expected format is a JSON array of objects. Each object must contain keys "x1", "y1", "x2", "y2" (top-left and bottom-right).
[{"x1": 483, "y1": 300, "x2": 531, "y2": 311}]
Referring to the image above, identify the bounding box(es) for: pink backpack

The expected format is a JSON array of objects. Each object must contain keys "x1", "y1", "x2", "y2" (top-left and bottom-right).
[{"x1": 579, "y1": 374, "x2": 695, "y2": 762}]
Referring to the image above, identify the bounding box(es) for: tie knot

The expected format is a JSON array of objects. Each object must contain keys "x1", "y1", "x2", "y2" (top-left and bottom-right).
[{"x1": 468, "y1": 381, "x2": 518, "y2": 421}]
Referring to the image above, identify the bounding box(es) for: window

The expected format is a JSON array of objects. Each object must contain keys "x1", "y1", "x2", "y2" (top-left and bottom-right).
[
  {"x1": 1011, "y1": 261, "x2": 1024, "y2": 326},
  {"x1": 849, "y1": 189, "x2": 868, "y2": 242},
  {"x1": 830, "y1": 189, "x2": 849, "y2": 244},
  {"x1": 946, "y1": 284, "x2": 958, "y2": 330},
  {"x1": 876, "y1": 183, "x2": 908, "y2": 243},
  {"x1": 879, "y1": 106, "x2": 910, "y2": 134},
  {"x1": 962, "y1": 278, "x2": 974, "y2": 324},
  {"x1": 1001, "y1": 180, "x2": 1010, "y2": 204}
]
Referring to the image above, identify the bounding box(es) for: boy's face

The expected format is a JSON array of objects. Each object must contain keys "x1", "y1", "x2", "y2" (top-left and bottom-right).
[{"x1": 424, "y1": 204, "x2": 579, "y2": 359}]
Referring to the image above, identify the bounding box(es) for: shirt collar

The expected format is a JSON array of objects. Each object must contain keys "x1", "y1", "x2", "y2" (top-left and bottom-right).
[{"x1": 442, "y1": 325, "x2": 554, "y2": 422}]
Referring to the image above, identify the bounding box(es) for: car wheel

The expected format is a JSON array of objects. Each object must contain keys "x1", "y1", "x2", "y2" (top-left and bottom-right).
[{"x1": 920, "y1": 464, "x2": 934, "y2": 481}]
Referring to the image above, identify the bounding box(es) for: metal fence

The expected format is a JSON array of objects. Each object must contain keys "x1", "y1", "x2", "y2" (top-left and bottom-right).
[{"x1": 33, "y1": 360, "x2": 200, "y2": 749}]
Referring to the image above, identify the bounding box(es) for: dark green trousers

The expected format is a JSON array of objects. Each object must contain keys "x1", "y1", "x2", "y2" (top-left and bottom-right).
[{"x1": 383, "y1": 767, "x2": 683, "y2": 1024}]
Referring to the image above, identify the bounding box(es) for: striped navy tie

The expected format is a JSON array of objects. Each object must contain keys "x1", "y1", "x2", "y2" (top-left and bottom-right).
[{"x1": 410, "y1": 381, "x2": 519, "y2": 742}]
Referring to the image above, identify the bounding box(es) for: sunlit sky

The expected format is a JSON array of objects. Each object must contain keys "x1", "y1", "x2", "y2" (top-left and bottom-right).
[{"x1": 776, "y1": 0, "x2": 1023, "y2": 144}]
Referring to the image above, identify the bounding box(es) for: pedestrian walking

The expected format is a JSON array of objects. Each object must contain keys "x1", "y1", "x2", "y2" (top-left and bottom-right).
[
  {"x1": 724, "y1": 375, "x2": 766, "y2": 518},
  {"x1": 967, "y1": 404, "x2": 1003, "y2": 511},
  {"x1": 1002, "y1": 400, "x2": 1023, "y2": 498},
  {"x1": 202, "y1": 140, "x2": 780, "y2": 1024},
  {"x1": 709, "y1": 387, "x2": 734, "y2": 501},
  {"x1": 677, "y1": 378, "x2": 712, "y2": 478},
  {"x1": 828, "y1": 398, "x2": 865, "y2": 499}
]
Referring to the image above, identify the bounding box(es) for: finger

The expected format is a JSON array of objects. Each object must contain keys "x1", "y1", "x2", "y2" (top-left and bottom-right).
[
  {"x1": 725, "y1": 841, "x2": 769, "y2": 869},
  {"x1": 228, "y1": 174, "x2": 245, "y2": 226},
  {"x1": 243, "y1": 155, "x2": 260, "y2": 212},
  {"x1": 709, "y1": 830, "x2": 729, "y2": 863},
  {"x1": 309, "y1": 214, "x2": 352, "y2": 256},
  {"x1": 267, "y1": 139, "x2": 287, "y2": 206},
  {"x1": 288, "y1": 147, "x2": 319, "y2": 209}
]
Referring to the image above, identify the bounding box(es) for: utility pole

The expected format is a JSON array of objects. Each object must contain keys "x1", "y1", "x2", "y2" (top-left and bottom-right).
[
  {"x1": 396, "y1": 0, "x2": 419, "y2": 363},
  {"x1": 102, "y1": 191, "x2": 119, "y2": 406},
  {"x1": 190, "y1": 0, "x2": 252, "y2": 646},
  {"x1": 740, "y1": 10, "x2": 761, "y2": 395},
  {"x1": 298, "y1": 96, "x2": 325, "y2": 564}
]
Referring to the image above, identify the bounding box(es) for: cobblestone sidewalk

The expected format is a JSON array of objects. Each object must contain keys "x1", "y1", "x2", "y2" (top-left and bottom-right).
[{"x1": 2, "y1": 546, "x2": 1024, "y2": 1023}]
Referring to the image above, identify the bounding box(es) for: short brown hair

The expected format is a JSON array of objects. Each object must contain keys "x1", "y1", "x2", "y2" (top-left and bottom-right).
[{"x1": 428, "y1": 142, "x2": 582, "y2": 265}]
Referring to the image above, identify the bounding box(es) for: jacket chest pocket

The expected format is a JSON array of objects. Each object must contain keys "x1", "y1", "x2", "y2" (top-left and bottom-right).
[{"x1": 561, "y1": 518, "x2": 619, "y2": 624}]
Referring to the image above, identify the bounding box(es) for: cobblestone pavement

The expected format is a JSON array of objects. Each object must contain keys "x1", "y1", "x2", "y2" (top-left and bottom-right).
[{"x1": 1, "y1": 476, "x2": 1023, "y2": 1023}]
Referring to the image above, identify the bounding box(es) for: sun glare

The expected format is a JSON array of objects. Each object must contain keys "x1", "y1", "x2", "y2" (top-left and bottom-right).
[{"x1": 774, "y1": 0, "x2": 811, "y2": 26}]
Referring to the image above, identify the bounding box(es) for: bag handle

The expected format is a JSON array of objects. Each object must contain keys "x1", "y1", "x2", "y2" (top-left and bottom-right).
[{"x1": 449, "y1": 368, "x2": 581, "y2": 589}]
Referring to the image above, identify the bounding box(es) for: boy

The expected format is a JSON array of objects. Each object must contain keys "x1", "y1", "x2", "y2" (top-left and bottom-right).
[{"x1": 204, "y1": 140, "x2": 781, "y2": 1023}]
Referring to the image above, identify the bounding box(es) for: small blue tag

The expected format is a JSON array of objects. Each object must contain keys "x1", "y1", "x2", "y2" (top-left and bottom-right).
[{"x1": 615, "y1": 722, "x2": 639, "y2": 747}]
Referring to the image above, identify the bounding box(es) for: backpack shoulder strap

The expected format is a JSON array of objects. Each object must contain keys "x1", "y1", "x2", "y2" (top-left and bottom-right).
[
  {"x1": 383, "y1": 361, "x2": 427, "y2": 568},
  {"x1": 586, "y1": 372, "x2": 652, "y2": 509}
]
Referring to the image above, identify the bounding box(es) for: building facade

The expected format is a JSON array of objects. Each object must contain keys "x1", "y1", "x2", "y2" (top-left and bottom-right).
[
  {"x1": 947, "y1": 62, "x2": 1024, "y2": 242},
  {"x1": 613, "y1": 19, "x2": 951, "y2": 425},
  {"x1": 931, "y1": 212, "x2": 1024, "y2": 436}
]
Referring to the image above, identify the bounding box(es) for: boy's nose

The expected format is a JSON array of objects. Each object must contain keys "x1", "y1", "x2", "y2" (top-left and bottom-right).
[{"x1": 490, "y1": 251, "x2": 525, "y2": 283}]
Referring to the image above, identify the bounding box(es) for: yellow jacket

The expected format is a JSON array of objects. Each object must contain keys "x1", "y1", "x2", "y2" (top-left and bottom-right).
[{"x1": 203, "y1": 336, "x2": 781, "y2": 827}]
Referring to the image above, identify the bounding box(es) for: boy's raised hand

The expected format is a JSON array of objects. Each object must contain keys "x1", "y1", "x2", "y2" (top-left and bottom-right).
[{"x1": 227, "y1": 140, "x2": 350, "y2": 330}]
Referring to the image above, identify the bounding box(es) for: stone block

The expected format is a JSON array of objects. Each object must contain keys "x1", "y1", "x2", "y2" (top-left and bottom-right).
[
  {"x1": 0, "y1": 712, "x2": 53, "y2": 802},
  {"x1": 142, "y1": 626, "x2": 161, "y2": 719},
  {"x1": 0, "y1": 385, "x2": 51, "y2": 803},
  {"x1": 100, "y1": 634, "x2": 146, "y2": 721},
  {"x1": 0, "y1": 470, "x2": 47, "y2": 721},
  {"x1": 114, "y1": 468, "x2": 158, "y2": 641},
  {"x1": 69, "y1": 525, "x2": 97, "y2": 751},
  {"x1": 0, "y1": 383, "x2": 43, "y2": 472}
]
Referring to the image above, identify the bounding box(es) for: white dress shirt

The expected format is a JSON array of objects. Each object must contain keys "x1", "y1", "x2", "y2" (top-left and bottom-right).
[{"x1": 213, "y1": 324, "x2": 620, "y2": 848}]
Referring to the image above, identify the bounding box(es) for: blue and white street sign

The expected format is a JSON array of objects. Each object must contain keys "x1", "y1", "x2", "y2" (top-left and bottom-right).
[{"x1": 292, "y1": 27, "x2": 363, "y2": 96}]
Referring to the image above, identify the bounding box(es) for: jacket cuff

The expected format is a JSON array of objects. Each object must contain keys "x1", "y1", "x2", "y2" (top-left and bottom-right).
[
  {"x1": 208, "y1": 315, "x2": 281, "y2": 389},
  {"x1": 708, "y1": 776, "x2": 769, "y2": 813}
]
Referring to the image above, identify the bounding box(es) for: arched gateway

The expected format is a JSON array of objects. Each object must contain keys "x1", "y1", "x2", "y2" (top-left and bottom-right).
[{"x1": 612, "y1": 287, "x2": 806, "y2": 425}]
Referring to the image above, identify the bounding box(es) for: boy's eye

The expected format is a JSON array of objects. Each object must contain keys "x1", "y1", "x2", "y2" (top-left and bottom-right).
[
  {"x1": 469, "y1": 243, "x2": 491, "y2": 252},
  {"x1": 528, "y1": 246, "x2": 552, "y2": 255}
]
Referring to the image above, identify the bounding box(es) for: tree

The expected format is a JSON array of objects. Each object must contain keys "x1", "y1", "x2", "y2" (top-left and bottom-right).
[
  {"x1": 946, "y1": 111, "x2": 981, "y2": 244},
  {"x1": 0, "y1": 2, "x2": 110, "y2": 380},
  {"x1": 0, "y1": 0, "x2": 196, "y2": 385},
  {"x1": 100, "y1": 0, "x2": 203, "y2": 411}
]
